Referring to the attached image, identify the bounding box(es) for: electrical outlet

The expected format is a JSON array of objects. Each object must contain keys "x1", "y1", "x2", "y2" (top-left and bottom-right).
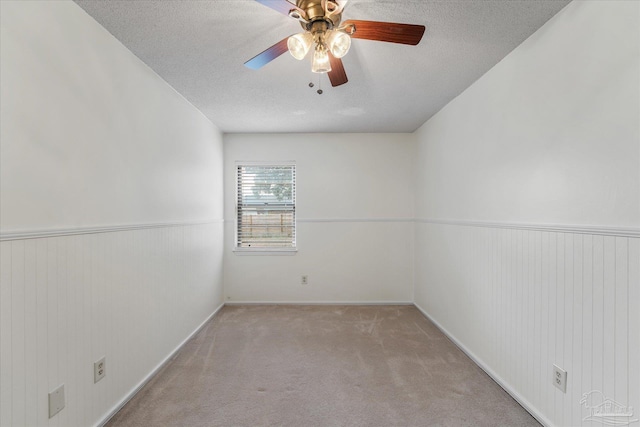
[
  {"x1": 49, "y1": 384, "x2": 65, "y2": 418},
  {"x1": 94, "y1": 356, "x2": 106, "y2": 383},
  {"x1": 553, "y1": 364, "x2": 567, "y2": 393},
  {"x1": 301, "y1": 275, "x2": 309, "y2": 285}
]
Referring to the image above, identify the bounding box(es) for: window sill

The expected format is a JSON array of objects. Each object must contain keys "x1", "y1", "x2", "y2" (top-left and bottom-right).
[{"x1": 233, "y1": 248, "x2": 298, "y2": 256}]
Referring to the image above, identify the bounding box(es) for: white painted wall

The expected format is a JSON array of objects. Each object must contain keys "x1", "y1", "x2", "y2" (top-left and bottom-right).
[
  {"x1": 414, "y1": 1, "x2": 639, "y2": 229},
  {"x1": 3, "y1": 1, "x2": 638, "y2": 427},
  {"x1": 0, "y1": 2, "x2": 221, "y2": 232},
  {"x1": 223, "y1": 133, "x2": 414, "y2": 303},
  {"x1": 0, "y1": 2, "x2": 224, "y2": 426},
  {"x1": 413, "y1": 1, "x2": 639, "y2": 426}
]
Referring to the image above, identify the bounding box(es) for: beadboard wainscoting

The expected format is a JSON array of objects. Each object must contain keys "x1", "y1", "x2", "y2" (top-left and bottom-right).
[
  {"x1": 414, "y1": 221, "x2": 639, "y2": 427},
  {"x1": 0, "y1": 222, "x2": 224, "y2": 427}
]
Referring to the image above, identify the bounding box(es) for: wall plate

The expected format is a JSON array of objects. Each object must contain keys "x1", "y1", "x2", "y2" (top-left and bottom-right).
[
  {"x1": 49, "y1": 384, "x2": 65, "y2": 418},
  {"x1": 553, "y1": 364, "x2": 567, "y2": 393},
  {"x1": 94, "y1": 356, "x2": 106, "y2": 383}
]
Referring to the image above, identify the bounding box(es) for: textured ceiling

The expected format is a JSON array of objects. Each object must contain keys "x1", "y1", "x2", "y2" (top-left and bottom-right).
[{"x1": 74, "y1": 0, "x2": 571, "y2": 133}]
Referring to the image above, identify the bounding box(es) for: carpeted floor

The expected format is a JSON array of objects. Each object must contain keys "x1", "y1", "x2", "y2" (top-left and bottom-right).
[{"x1": 106, "y1": 305, "x2": 540, "y2": 426}]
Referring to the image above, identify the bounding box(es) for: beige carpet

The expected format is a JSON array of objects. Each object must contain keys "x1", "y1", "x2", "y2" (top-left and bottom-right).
[{"x1": 106, "y1": 305, "x2": 540, "y2": 426}]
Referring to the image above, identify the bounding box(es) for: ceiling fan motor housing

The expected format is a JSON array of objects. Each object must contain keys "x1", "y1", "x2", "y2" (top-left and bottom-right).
[{"x1": 296, "y1": 0, "x2": 342, "y2": 31}]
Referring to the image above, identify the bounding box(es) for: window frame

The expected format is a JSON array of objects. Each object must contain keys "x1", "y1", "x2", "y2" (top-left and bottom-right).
[{"x1": 233, "y1": 161, "x2": 297, "y2": 255}]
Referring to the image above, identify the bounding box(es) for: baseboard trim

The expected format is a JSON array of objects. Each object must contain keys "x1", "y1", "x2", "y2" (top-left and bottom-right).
[
  {"x1": 225, "y1": 300, "x2": 414, "y2": 306},
  {"x1": 412, "y1": 303, "x2": 553, "y2": 427},
  {"x1": 94, "y1": 302, "x2": 226, "y2": 427}
]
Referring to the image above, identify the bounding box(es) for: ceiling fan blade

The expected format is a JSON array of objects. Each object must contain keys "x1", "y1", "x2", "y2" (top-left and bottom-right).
[
  {"x1": 342, "y1": 20, "x2": 425, "y2": 45},
  {"x1": 254, "y1": 0, "x2": 300, "y2": 17},
  {"x1": 328, "y1": 53, "x2": 348, "y2": 87},
  {"x1": 244, "y1": 37, "x2": 292, "y2": 70}
]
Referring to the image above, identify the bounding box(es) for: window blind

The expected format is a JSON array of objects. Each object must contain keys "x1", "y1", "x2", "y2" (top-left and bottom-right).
[{"x1": 236, "y1": 164, "x2": 296, "y2": 249}]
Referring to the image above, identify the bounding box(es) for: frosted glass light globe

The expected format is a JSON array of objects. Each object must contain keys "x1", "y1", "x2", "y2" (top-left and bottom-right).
[
  {"x1": 327, "y1": 30, "x2": 351, "y2": 59},
  {"x1": 311, "y1": 47, "x2": 332, "y2": 73},
  {"x1": 287, "y1": 33, "x2": 312, "y2": 60}
]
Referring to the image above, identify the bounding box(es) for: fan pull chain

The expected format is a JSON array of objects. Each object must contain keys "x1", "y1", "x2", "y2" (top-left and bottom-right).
[{"x1": 308, "y1": 75, "x2": 323, "y2": 95}]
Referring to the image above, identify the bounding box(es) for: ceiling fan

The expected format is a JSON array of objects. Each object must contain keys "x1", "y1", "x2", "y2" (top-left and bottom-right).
[{"x1": 244, "y1": 0, "x2": 426, "y2": 88}]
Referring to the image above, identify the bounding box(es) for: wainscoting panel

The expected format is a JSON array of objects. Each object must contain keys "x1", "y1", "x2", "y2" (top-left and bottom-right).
[
  {"x1": 414, "y1": 222, "x2": 639, "y2": 427},
  {"x1": 0, "y1": 222, "x2": 224, "y2": 427}
]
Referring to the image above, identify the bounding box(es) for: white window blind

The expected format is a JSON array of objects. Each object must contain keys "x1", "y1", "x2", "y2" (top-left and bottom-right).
[{"x1": 236, "y1": 164, "x2": 296, "y2": 249}]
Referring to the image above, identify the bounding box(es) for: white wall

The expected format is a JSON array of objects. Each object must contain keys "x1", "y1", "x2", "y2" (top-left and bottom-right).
[
  {"x1": 0, "y1": 2, "x2": 224, "y2": 426},
  {"x1": 413, "y1": 1, "x2": 639, "y2": 426},
  {"x1": 3, "y1": 1, "x2": 638, "y2": 426},
  {"x1": 0, "y1": 3, "x2": 221, "y2": 232},
  {"x1": 223, "y1": 133, "x2": 414, "y2": 303},
  {"x1": 413, "y1": 1, "x2": 639, "y2": 229}
]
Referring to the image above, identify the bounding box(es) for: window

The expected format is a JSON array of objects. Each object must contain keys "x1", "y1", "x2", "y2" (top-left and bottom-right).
[{"x1": 236, "y1": 163, "x2": 296, "y2": 251}]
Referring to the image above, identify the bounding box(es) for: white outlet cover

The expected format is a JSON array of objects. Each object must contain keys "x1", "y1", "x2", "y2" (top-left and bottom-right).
[
  {"x1": 553, "y1": 364, "x2": 567, "y2": 393},
  {"x1": 94, "y1": 356, "x2": 106, "y2": 383},
  {"x1": 49, "y1": 384, "x2": 65, "y2": 418}
]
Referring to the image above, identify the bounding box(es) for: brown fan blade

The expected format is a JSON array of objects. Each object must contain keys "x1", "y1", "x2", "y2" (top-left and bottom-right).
[
  {"x1": 327, "y1": 53, "x2": 348, "y2": 87},
  {"x1": 254, "y1": 0, "x2": 300, "y2": 17},
  {"x1": 342, "y1": 20, "x2": 425, "y2": 45},
  {"x1": 244, "y1": 37, "x2": 292, "y2": 70}
]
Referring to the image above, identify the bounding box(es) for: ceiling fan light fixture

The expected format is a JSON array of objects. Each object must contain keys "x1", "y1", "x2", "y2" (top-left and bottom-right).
[
  {"x1": 246, "y1": 0, "x2": 427, "y2": 88},
  {"x1": 287, "y1": 33, "x2": 313, "y2": 60},
  {"x1": 326, "y1": 30, "x2": 351, "y2": 58},
  {"x1": 311, "y1": 45, "x2": 332, "y2": 73}
]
